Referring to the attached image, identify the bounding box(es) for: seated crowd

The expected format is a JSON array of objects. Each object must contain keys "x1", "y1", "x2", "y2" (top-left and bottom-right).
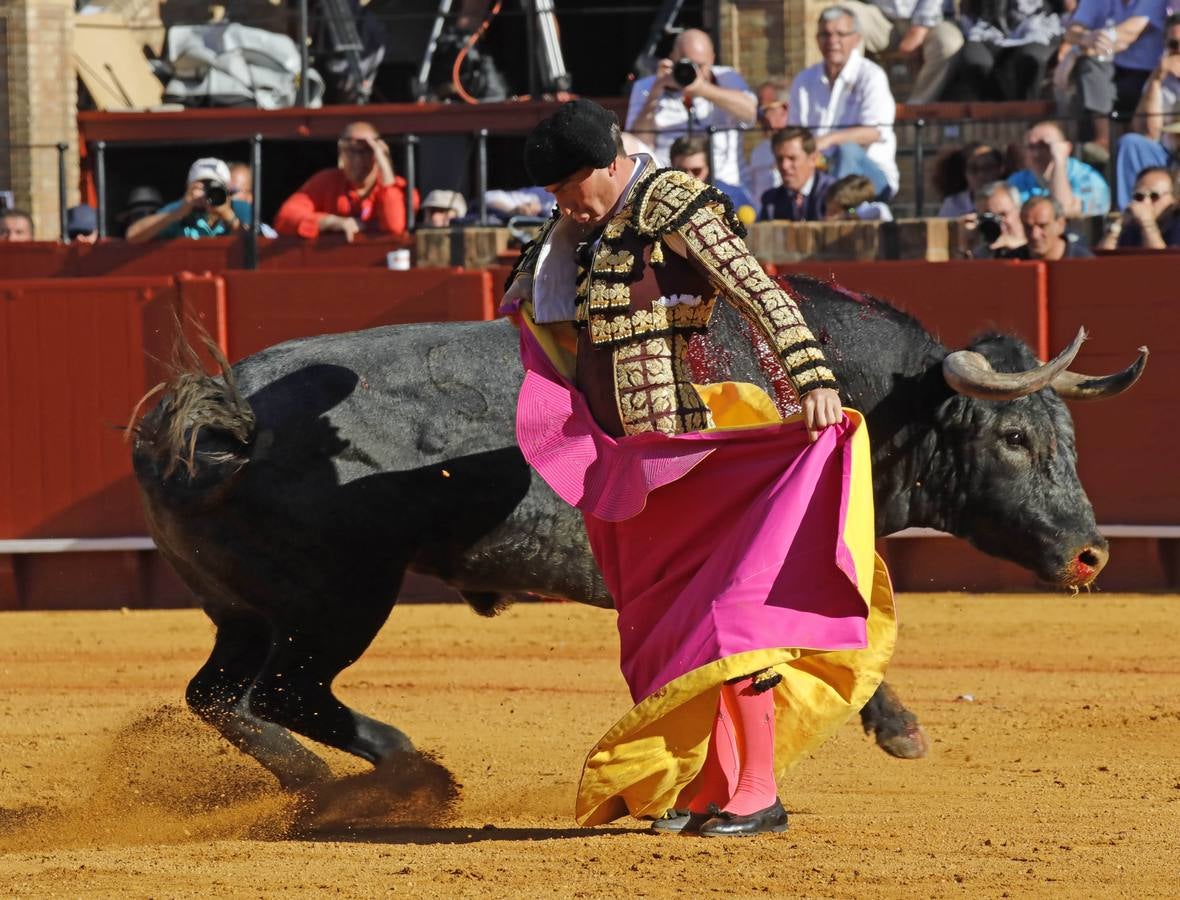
[{"x1": 3, "y1": 5, "x2": 1176, "y2": 257}]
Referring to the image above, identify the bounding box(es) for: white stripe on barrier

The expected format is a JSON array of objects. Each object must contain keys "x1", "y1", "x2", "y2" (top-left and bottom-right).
[{"x1": 0, "y1": 526, "x2": 1178, "y2": 554}]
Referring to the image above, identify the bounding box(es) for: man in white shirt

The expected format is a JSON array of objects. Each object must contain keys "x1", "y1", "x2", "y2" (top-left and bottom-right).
[
  {"x1": 788, "y1": 6, "x2": 900, "y2": 199},
  {"x1": 625, "y1": 28, "x2": 758, "y2": 187},
  {"x1": 743, "y1": 79, "x2": 791, "y2": 205},
  {"x1": 841, "y1": 0, "x2": 964, "y2": 103}
]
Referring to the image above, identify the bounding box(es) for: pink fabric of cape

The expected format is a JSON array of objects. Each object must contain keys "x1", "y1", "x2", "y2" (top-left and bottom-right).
[{"x1": 515, "y1": 325, "x2": 870, "y2": 705}]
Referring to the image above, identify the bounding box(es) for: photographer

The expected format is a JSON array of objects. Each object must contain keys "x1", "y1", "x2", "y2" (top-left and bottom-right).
[
  {"x1": 958, "y1": 181, "x2": 1030, "y2": 258},
  {"x1": 625, "y1": 28, "x2": 757, "y2": 187},
  {"x1": 126, "y1": 158, "x2": 250, "y2": 244}
]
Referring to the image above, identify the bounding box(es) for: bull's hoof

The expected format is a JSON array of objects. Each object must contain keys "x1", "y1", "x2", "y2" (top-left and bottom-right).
[{"x1": 874, "y1": 722, "x2": 930, "y2": 759}]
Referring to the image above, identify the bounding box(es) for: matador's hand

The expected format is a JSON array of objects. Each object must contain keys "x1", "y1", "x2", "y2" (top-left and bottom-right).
[{"x1": 801, "y1": 387, "x2": 842, "y2": 443}]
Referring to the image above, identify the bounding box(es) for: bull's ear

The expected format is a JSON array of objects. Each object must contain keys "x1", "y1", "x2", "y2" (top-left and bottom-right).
[
  {"x1": 1050, "y1": 346, "x2": 1149, "y2": 401},
  {"x1": 943, "y1": 328, "x2": 1086, "y2": 401}
]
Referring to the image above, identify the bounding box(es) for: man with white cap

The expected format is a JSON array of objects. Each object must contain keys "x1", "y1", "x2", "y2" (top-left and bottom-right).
[
  {"x1": 126, "y1": 158, "x2": 252, "y2": 244},
  {"x1": 419, "y1": 189, "x2": 468, "y2": 228}
]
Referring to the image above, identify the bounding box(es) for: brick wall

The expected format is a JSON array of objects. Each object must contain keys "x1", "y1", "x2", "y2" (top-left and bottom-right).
[
  {"x1": 719, "y1": 0, "x2": 828, "y2": 88},
  {"x1": 0, "y1": 0, "x2": 78, "y2": 241}
]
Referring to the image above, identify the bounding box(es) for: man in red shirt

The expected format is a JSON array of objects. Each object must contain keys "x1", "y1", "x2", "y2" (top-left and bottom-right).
[{"x1": 275, "y1": 121, "x2": 418, "y2": 240}]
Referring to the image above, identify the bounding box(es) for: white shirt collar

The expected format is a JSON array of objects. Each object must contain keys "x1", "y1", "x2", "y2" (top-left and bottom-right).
[{"x1": 823, "y1": 46, "x2": 864, "y2": 87}]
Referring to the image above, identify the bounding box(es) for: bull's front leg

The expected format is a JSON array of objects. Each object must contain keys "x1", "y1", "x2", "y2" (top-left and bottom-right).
[{"x1": 859, "y1": 681, "x2": 929, "y2": 759}]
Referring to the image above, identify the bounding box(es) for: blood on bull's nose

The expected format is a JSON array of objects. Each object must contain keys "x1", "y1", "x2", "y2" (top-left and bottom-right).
[{"x1": 1067, "y1": 542, "x2": 1109, "y2": 586}]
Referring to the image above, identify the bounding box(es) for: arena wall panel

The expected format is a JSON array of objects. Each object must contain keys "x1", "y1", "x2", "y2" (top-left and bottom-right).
[
  {"x1": 218, "y1": 267, "x2": 495, "y2": 361},
  {"x1": 1046, "y1": 256, "x2": 1178, "y2": 525}
]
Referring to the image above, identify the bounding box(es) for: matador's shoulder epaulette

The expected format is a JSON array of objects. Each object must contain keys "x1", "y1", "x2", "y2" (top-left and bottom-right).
[{"x1": 628, "y1": 167, "x2": 746, "y2": 241}]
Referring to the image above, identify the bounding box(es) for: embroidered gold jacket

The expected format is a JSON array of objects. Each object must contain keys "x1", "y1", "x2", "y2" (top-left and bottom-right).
[{"x1": 511, "y1": 163, "x2": 837, "y2": 437}]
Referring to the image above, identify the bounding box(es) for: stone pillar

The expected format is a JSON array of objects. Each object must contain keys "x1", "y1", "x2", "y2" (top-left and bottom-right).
[
  {"x1": 718, "y1": 0, "x2": 828, "y2": 88},
  {"x1": 0, "y1": 0, "x2": 78, "y2": 241}
]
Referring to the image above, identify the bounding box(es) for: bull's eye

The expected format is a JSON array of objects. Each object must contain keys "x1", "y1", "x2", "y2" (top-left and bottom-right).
[{"x1": 1003, "y1": 429, "x2": 1027, "y2": 448}]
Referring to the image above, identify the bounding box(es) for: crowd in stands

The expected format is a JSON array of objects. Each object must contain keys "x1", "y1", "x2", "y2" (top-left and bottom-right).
[{"x1": 4, "y1": 3, "x2": 1178, "y2": 256}]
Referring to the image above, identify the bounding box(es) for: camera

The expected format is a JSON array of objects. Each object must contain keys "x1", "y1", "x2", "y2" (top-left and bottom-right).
[
  {"x1": 977, "y1": 212, "x2": 1003, "y2": 244},
  {"x1": 671, "y1": 58, "x2": 698, "y2": 88},
  {"x1": 198, "y1": 179, "x2": 228, "y2": 208}
]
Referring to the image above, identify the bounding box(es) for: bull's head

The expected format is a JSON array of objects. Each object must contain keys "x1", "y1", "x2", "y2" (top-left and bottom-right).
[{"x1": 935, "y1": 329, "x2": 1148, "y2": 588}]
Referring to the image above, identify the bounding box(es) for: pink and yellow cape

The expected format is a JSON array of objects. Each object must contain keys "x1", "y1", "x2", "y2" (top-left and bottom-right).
[{"x1": 513, "y1": 310, "x2": 897, "y2": 826}]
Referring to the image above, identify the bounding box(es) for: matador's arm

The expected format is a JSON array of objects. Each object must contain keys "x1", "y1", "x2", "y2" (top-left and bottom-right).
[{"x1": 634, "y1": 172, "x2": 838, "y2": 397}]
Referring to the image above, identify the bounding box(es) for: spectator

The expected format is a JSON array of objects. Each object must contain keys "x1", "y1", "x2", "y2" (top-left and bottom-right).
[
  {"x1": 1063, "y1": 0, "x2": 1169, "y2": 160},
  {"x1": 840, "y1": 0, "x2": 964, "y2": 102},
  {"x1": 66, "y1": 205, "x2": 98, "y2": 243},
  {"x1": 420, "y1": 190, "x2": 468, "y2": 228},
  {"x1": 789, "y1": 6, "x2": 900, "y2": 199},
  {"x1": 668, "y1": 134, "x2": 755, "y2": 209},
  {"x1": 223, "y1": 161, "x2": 278, "y2": 238},
  {"x1": 126, "y1": 158, "x2": 251, "y2": 244},
  {"x1": 959, "y1": 181, "x2": 1030, "y2": 258},
  {"x1": 758, "y1": 127, "x2": 837, "y2": 221},
  {"x1": 625, "y1": 28, "x2": 757, "y2": 187},
  {"x1": 274, "y1": 122, "x2": 419, "y2": 241},
  {"x1": 823, "y1": 173, "x2": 895, "y2": 220},
  {"x1": 116, "y1": 186, "x2": 164, "y2": 236},
  {"x1": 950, "y1": 0, "x2": 1063, "y2": 101},
  {"x1": 1098, "y1": 165, "x2": 1180, "y2": 247},
  {"x1": 0, "y1": 208, "x2": 33, "y2": 241},
  {"x1": 1114, "y1": 13, "x2": 1180, "y2": 207},
  {"x1": 485, "y1": 186, "x2": 556, "y2": 222},
  {"x1": 1007, "y1": 121, "x2": 1112, "y2": 216},
  {"x1": 743, "y1": 78, "x2": 792, "y2": 205},
  {"x1": 1022, "y1": 195, "x2": 1095, "y2": 259},
  {"x1": 935, "y1": 142, "x2": 1005, "y2": 217}
]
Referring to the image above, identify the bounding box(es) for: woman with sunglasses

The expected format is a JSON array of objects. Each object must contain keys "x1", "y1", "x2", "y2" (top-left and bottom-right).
[{"x1": 1098, "y1": 165, "x2": 1180, "y2": 248}]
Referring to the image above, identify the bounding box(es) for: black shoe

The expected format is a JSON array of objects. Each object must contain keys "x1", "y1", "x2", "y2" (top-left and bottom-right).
[
  {"x1": 648, "y1": 808, "x2": 710, "y2": 834},
  {"x1": 698, "y1": 799, "x2": 789, "y2": 837}
]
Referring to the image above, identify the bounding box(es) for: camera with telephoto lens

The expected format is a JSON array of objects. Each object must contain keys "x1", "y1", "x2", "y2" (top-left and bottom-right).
[
  {"x1": 977, "y1": 212, "x2": 1003, "y2": 244},
  {"x1": 671, "y1": 58, "x2": 698, "y2": 88},
  {"x1": 200, "y1": 179, "x2": 228, "y2": 208}
]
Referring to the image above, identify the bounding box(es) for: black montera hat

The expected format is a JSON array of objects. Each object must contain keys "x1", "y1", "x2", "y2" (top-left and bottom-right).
[{"x1": 524, "y1": 99, "x2": 619, "y2": 187}]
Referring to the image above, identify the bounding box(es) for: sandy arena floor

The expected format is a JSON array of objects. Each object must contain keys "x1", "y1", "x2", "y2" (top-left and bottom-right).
[{"x1": 1, "y1": 594, "x2": 1178, "y2": 898}]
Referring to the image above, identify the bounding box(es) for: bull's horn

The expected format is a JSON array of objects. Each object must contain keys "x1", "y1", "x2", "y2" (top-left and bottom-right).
[
  {"x1": 1050, "y1": 346, "x2": 1149, "y2": 401},
  {"x1": 943, "y1": 327, "x2": 1087, "y2": 401}
]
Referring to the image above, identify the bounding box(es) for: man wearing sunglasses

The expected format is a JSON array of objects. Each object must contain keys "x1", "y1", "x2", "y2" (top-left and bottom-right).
[
  {"x1": 1098, "y1": 165, "x2": 1180, "y2": 247},
  {"x1": 275, "y1": 121, "x2": 419, "y2": 241},
  {"x1": 1114, "y1": 13, "x2": 1180, "y2": 207},
  {"x1": 742, "y1": 79, "x2": 792, "y2": 206}
]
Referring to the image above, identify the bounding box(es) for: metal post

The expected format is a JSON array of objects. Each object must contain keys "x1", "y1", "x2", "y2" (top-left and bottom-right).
[
  {"x1": 912, "y1": 118, "x2": 926, "y2": 218},
  {"x1": 56, "y1": 142, "x2": 69, "y2": 244},
  {"x1": 298, "y1": 0, "x2": 310, "y2": 108},
  {"x1": 476, "y1": 129, "x2": 489, "y2": 224},
  {"x1": 245, "y1": 134, "x2": 262, "y2": 270},
  {"x1": 525, "y1": 0, "x2": 540, "y2": 99},
  {"x1": 404, "y1": 134, "x2": 418, "y2": 232},
  {"x1": 95, "y1": 141, "x2": 107, "y2": 240}
]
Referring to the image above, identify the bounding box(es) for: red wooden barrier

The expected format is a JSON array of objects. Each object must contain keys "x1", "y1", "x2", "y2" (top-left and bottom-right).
[
  {"x1": 1046, "y1": 256, "x2": 1178, "y2": 526},
  {"x1": 219, "y1": 267, "x2": 494, "y2": 361}
]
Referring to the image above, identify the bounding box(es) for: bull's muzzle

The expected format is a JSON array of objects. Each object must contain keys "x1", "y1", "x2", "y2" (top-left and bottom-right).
[{"x1": 1058, "y1": 541, "x2": 1110, "y2": 587}]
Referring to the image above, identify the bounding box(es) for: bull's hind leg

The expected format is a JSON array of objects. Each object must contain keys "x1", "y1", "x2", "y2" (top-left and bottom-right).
[
  {"x1": 187, "y1": 609, "x2": 333, "y2": 788},
  {"x1": 859, "y1": 681, "x2": 929, "y2": 759},
  {"x1": 249, "y1": 598, "x2": 413, "y2": 765}
]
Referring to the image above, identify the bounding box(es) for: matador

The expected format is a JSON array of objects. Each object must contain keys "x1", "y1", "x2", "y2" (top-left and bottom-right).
[{"x1": 503, "y1": 100, "x2": 896, "y2": 838}]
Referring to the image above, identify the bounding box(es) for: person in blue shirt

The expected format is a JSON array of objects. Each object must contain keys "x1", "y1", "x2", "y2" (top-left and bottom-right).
[
  {"x1": 1007, "y1": 121, "x2": 1112, "y2": 217},
  {"x1": 668, "y1": 134, "x2": 755, "y2": 211},
  {"x1": 126, "y1": 158, "x2": 252, "y2": 243},
  {"x1": 1063, "y1": 0, "x2": 1169, "y2": 159}
]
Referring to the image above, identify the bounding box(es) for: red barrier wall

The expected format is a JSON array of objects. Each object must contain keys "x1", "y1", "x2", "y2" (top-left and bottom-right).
[
  {"x1": 219, "y1": 267, "x2": 494, "y2": 360},
  {"x1": 0, "y1": 236, "x2": 406, "y2": 280},
  {"x1": 1046, "y1": 256, "x2": 1179, "y2": 525}
]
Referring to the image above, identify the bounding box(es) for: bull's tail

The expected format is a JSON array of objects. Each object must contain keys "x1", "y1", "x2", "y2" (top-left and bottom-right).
[{"x1": 128, "y1": 321, "x2": 255, "y2": 510}]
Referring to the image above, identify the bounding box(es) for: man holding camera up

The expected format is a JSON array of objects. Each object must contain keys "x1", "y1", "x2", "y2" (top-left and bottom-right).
[
  {"x1": 625, "y1": 28, "x2": 757, "y2": 188},
  {"x1": 126, "y1": 158, "x2": 251, "y2": 244}
]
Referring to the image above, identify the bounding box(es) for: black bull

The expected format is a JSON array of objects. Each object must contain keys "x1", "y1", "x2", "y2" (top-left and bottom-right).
[{"x1": 131, "y1": 274, "x2": 1146, "y2": 789}]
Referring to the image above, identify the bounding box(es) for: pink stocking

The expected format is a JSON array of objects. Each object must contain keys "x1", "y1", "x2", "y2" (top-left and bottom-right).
[
  {"x1": 720, "y1": 676, "x2": 778, "y2": 815},
  {"x1": 681, "y1": 693, "x2": 739, "y2": 813}
]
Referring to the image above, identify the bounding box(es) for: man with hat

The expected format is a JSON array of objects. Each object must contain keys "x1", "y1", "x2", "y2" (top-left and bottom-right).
[
  {"x1": 66, "y1": 205, "x2": 98, "y2": 244},
  {"x1": 126, "y1": 158, "x2": 252, "y2": 244},
  {"x1": 503, "y1": 100, "x2": 895, "y2": 838},
  {"x1": 419, "y1": 189, "x2": 468, "y2": 228}
]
